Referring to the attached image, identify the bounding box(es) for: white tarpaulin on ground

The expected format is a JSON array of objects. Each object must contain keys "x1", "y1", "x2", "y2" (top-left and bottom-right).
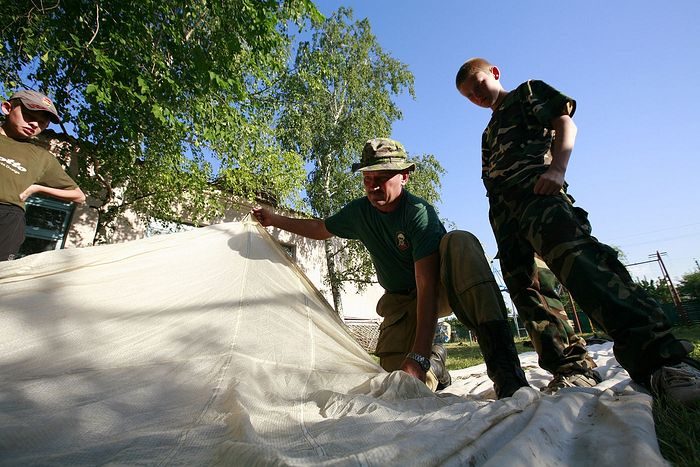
[{"x1": 0, "y1": 220, "x2": 667, "y2": 466}]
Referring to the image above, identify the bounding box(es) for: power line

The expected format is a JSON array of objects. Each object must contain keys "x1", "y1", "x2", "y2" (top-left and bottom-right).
[
  {"x1": 605, "y1": 222, "x2": 700, "y2": 241},
  {"x1": 615, "y1": 231, "x2": 700, "y2": 248}
]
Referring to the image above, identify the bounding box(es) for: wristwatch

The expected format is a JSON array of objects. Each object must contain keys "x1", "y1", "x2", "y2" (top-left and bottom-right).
[{"x1": 406, "y1": 352, "x2": 431, "y2": 372}]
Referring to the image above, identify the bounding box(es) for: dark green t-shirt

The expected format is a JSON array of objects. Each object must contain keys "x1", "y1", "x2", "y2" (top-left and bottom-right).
[
  {"x1": 324, "y1": 190, "x2": 446, "y2": 293},
  {"x1": 481, "y1": 80, "x2": 576, "y2": 191},
  {"x1": 0, "y1": 135, "x2": 78, "y2": 209}
]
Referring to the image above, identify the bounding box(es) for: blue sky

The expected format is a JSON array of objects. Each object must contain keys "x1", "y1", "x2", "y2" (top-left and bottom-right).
[{"x1": 318, "y1": 0, "x2": 700, "y2": 282}]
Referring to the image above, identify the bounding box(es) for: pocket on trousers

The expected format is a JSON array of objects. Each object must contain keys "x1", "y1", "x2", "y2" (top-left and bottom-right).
[
  {"x1": 572, "y1": 206, "x2": 592, "y2": 235},
  {"x1": 375, "y1": 294, "x2": 416, "y2": 356}
]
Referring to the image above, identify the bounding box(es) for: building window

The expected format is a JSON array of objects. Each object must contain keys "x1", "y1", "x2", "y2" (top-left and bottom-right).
[{"x1": 18, "y1": 195, "x2": 76, "y2": 258}]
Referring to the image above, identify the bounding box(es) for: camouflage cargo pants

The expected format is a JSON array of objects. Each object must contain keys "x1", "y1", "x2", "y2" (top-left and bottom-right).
[
  {"x1": 488, "y1": 184, "x2": 686, "y2": 382},
  {"x1": 535, "y1": 257, "x2": 581, "y2": 342},
  {"x1": 534, "y1": 256, "x2": 595, "y2": 371}
]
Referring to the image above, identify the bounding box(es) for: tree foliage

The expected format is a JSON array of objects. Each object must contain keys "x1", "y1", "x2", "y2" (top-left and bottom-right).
[
  {"x1": 678, "y1": 270, "x2": 700, "y2": 301},
  {"x1": 276, "y1": 8, "x2": 445, "y2": 313},
  {"x1": 1, "y1": 0, "x2": 320, "y2": 242},
  {"x1": 277, "y1": 7, "x2": 416, "y2": 215},
  {"x1": 635, "y1": 277, "x2": 673, "y2": 304},
  {"x1": 1, "y1": 2, "x2": 450, "y2": 316},
  {"x1": 610, "y1": 245, "x2": 628, "y2": 263}
]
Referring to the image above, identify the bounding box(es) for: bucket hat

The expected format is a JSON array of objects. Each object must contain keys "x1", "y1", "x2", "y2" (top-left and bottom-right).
[{"x1": 352, "y1": 138, "x2": 415, "y2": 173}]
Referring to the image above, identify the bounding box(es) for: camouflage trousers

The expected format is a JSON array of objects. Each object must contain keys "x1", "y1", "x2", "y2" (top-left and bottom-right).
[
  {"x1": 535, "y1": 258, "x2": 577, "y2": 338},
  {"x1": 535, "y1": 257, "x2": 593, "y2": 365},
  {"x1": 488, "y1": 184, "x2": 687, "y2": 382}
]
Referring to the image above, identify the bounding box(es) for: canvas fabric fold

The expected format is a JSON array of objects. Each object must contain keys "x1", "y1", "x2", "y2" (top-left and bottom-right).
[{"x1": 0, "y1": 220, "x2": 667, "y2": 466}]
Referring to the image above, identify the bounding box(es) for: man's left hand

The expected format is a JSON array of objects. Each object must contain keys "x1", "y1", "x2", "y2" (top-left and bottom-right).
[{"x1": 19, "y1": 184, "x2": 41, "y2": 201}]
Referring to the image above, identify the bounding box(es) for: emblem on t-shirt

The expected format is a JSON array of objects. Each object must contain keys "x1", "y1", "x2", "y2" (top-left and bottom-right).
[
  {"x1": 0, "y1": 155, "x2": 27, "y2": 174},
  {"x1": 395, "y1": 231, "x2": 409, "y2": 251}
]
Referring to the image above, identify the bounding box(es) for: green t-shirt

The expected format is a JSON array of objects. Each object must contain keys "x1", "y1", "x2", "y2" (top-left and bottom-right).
[
  {"x1": 324, "y1": 190, "x2": 446, "y2": 293},
  {"x1": 0, "y1": 134, "x2": 78, "y2": 209},
  {"x1": 481, "y1": 79, "x2": 576, "y2": 191}
]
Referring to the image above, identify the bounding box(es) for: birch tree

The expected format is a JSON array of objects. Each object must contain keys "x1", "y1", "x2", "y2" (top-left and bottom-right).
[{"x1": 277, "y1": 8, "x2": 444, "y2": 314}]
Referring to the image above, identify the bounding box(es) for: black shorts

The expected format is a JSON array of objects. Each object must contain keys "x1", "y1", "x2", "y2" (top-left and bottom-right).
[{"x1": 0, "y1": 204, "x2": 26, "y2": 261}]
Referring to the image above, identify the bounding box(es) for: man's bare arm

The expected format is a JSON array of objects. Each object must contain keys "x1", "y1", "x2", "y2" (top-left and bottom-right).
[
  {"x1": 251, "y1": 207, "x2": 333, "y2": 240},
  {"x1": 401, "y1": 252, "x2": 440, "y2": 381},
  {"x1": 20, "y1": 185, "x2": 86, "y2": 204},
  {"x1": 533, "y1": 114, "x2": 577, "y2": 195}
]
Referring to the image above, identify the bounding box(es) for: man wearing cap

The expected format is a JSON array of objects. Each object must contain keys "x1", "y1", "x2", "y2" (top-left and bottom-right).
[
  {"x1": 0, "y1": 90, "x2": 86, "y2": 261},
  {"x1": 252, "y1": 138, "x2": 529, "y2": 398}
]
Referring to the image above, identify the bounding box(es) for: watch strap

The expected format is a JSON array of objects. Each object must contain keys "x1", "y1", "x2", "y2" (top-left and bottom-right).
[{"x1": 406, "y1": 352, "x2": 431, "y2": 372}]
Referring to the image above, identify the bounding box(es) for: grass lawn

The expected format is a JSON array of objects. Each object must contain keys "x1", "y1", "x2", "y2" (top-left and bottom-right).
[
  {"x1": 443, "y1": 325, "x2": 700, "y2": 466},
  {"x1": 652, "y1": 326, "x2": 700, "y2": 466}
]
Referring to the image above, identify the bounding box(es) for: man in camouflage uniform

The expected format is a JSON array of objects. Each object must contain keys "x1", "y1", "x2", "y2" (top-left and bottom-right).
[{"x1": 455, "y1": 57, "x2": 700, "y2": 404}]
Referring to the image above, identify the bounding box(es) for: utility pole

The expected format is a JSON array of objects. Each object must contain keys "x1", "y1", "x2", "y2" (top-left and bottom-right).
[
  {"x1": 652, "y1": 251, "x2": 689, "y2": 326},
  {"x1": 565, "y1": 288, "x2": 586, "y2": 334},
  {"x1": 625, "y1": 252, "x2": 690, "y2": 325}
]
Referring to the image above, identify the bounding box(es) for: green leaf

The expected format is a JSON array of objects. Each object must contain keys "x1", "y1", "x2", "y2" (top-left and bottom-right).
[{"x1": 0, "y1": 0, "x2": 335, "y2": 245}]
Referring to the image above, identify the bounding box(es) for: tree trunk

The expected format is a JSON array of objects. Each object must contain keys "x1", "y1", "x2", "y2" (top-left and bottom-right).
[
  {"x1": 92, "y1": 204, "x2": 120, "y2": 245},
  {"x1": 324, "y1": 238, "x2": 344, "y2": 318}
]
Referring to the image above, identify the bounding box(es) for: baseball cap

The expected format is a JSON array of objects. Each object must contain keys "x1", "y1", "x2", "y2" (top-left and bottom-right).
[
  {"x1": 10, "y1": 90, "x2": 61, "y2": 123},
  {"x1": 352, "y1": 138, "x2": 416, "y2": 173}
]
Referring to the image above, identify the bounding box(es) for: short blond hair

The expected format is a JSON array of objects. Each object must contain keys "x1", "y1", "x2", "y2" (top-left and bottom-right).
[{"x1": 455, "y1": 58, "x2": 494, "y2": 88}]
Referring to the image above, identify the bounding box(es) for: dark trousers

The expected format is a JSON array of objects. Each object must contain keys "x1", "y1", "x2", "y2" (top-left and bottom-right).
[{"x1": 0, "y1": 204, "x2": 25, "y2": 261}]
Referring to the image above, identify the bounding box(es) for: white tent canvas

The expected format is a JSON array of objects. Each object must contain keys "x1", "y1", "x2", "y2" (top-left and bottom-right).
[{"x1": 0, "y1": 220, "x2": 667, "y2": 465}]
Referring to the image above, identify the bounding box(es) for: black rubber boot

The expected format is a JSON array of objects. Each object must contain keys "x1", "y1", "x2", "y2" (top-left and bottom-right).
[
  {"x1": 430, "y1": 344, "x2": 452, "y2": 390},
  {"x1": 476, "y1": 320, "x2": 530, "y2": 399}
]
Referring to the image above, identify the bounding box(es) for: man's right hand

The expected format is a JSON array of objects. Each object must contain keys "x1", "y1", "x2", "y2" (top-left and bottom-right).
[
  {"x1": 251, "y1": 207, "x2": 333, "y2": 240},
  {"x1": 251, "y1": 207, "x2": 275, "y2": 227},
  {"x1": 401, "y1": 358, "x2": 427, "y2": 382}
]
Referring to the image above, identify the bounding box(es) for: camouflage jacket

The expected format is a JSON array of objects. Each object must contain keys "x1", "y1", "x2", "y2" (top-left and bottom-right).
[{"x1": 481, "y1": 80, "x2": 575, "y2": 194}]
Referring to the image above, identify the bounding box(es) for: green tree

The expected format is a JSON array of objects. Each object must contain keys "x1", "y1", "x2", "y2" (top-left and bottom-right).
[
  {"x1": 635, "y1": 277, "x2": 673, "y2": 304},
  {"x1": 610, "y1": 245, "x2": 628, "y2": 263},
  {"x1": 1, "y1": 0, "x2": 320, "y2": 242},
  {"x1": 678, "y1": 270, "x2": 700, "y2": 300},
  {"x1": 445, "y1": 317, "x2": 470, "y2": 341},
  {"x1": 276, "y1": 8, "x2": 444, "y2": 315}
]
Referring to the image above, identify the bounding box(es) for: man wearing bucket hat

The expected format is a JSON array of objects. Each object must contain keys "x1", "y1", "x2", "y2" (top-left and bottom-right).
[
  {"x1": 253, "y1": 138, "x2": 529, "y2": 398},
  {"x1": 0, "y1": 90, "x2": 85, "y2": 261}
]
